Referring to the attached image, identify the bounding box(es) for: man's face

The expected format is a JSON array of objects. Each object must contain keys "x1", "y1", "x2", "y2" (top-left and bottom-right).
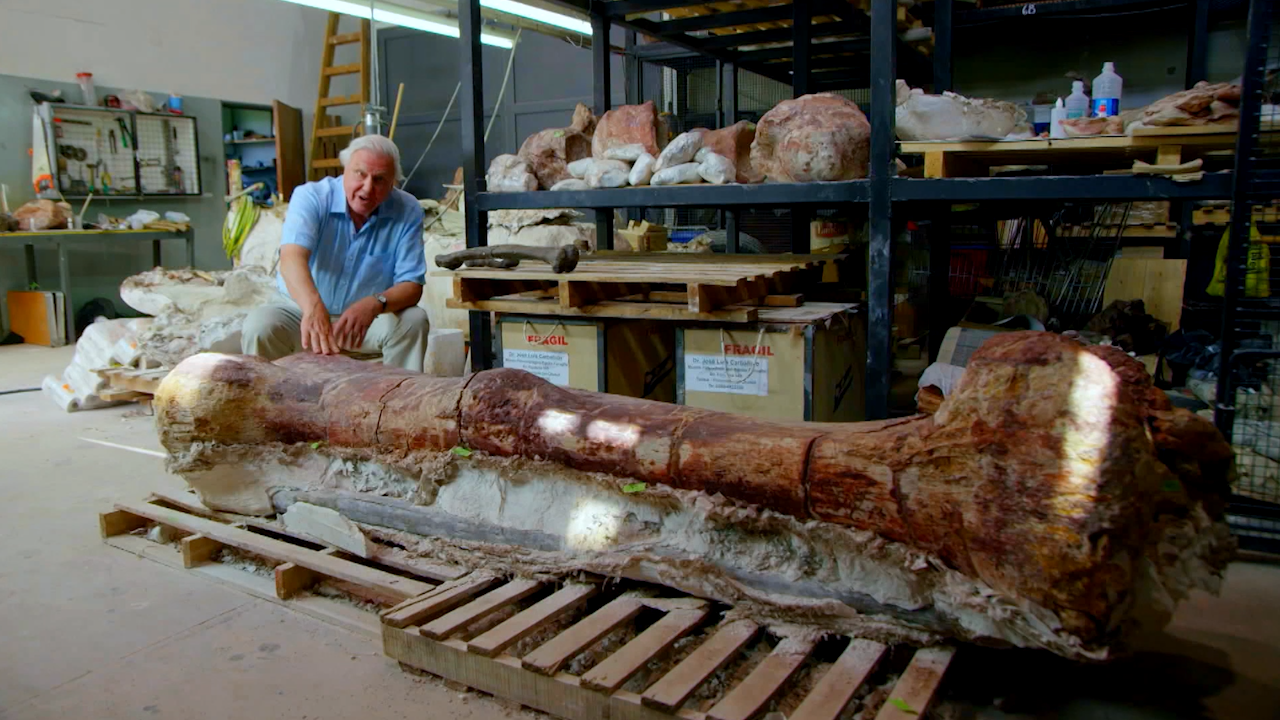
[{"x1": 343, "y1": 149, "x2": 396, "y2": 218}]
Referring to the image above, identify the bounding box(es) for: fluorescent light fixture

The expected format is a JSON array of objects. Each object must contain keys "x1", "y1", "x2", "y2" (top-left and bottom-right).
[
  {"x1": 277, "y1": 0, "x2": 514, "y2": 48},
  {"x1": 479, "y1": 0, "x2": 591, "y2": 35}
]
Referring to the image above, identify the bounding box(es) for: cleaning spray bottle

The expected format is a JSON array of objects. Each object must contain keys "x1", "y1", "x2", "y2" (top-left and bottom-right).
[
  {"x1": 1092, "y1": 62, "x2": 1123, "y2": 117},
  {"x1": 1050, "y1": 98, "x2": 1068, "y2": 138}
]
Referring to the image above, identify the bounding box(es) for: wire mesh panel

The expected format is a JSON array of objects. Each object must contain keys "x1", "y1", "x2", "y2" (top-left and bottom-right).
[
  {"x1": 134, "y1": 114, "x2": 201, "y2": 195},
  {"x1": 1219, "y1": 0, "x2": 1280, "y2": 551},
  {"x1": 50, "y1": 106, "x2": 138, "y2": 197}
]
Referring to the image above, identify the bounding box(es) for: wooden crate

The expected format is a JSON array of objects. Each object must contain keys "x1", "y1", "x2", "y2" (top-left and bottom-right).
[
  {"x1": 676, "y1": 303, "x2": 865, "y2": 422},
  {"x1": 497, "y1": 314, "x2": 676, "y2": 402}
]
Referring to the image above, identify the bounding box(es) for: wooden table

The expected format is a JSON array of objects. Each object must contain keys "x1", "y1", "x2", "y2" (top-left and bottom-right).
[{"x1": 1, "y1": 227, "x2": 195, "y2": 341}]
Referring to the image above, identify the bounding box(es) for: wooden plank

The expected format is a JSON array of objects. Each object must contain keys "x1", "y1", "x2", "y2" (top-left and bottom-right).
[
  {"x1": 319, "y1": 94, "x2": 364, "y2": 107},
  {"x1": 560, "y1": 281, "x2": 651, "y2": 309},
  {"x1": 706, "y1": 636, "x2": 816, "y2": 720},
  {"x1": 1102, "y1": 258, "x2": 1188, "y2": 330},
  {"x1": 315, "y1": 124, "x2": 356, "y2": 138},
  {"x1": 322, "y1": 63, "x2": 362, "y2": 76},
  {"x1": 642, "y1": 619, "x2": 759, "y2": 712},
  {"x1": 381, "y1": 575, "x2": 503, "y2": 629},
  {"x1": 180, "y1": 533, "x2": 222, "y2": 568},
  {"x1": 273, "y1": 100, "x2": 306, "y2": 202},
  {"x1": 522, "y1": 596, "x2": 645, "y2": 676},
  {"x1": 384, "y1": 625, "x2": 611, "y2": 720},
  {"x1": 581, "y1": 608, "x2": 708, "y2": 693},
  {"x1": 312, "y1": 158, "x2": 342, "y2": 169},
  {"x1": 763, "y1": 294, "x2": 804, "y2": 307},
  {"x1": 447, "y1": 297, "x2": 759, "y2": 323},
  {"x1": 419, "y1": 578, "x2": 544, "y2": 640},
  {"x1": 789, "y1": 639, "x2": 887, "y2": 720},
  {"x1": 873, "y1": 646, "x2": 954, "y2": 720},
  {"x1": 100, "y1": 509, "x2": 149, "y2": 538},
  {"x1": 328, "y1": 31, "x2": 363, "y2": 44},
  {"x1": 1155, "y1": 144, "x2": 1183, "y2": 167},
  {"x1": 469, "y1": 583, "x2": 598, "y2": 658},
  {"x1": 113, "y1": 501, "x2": 433, "y2": 600},
  {"x1": 275, "y1": 561, "x2": 321, "y2": 599},
  {"x1": 1131, "y1": 122, "x2": 1238, "y2": 136}
]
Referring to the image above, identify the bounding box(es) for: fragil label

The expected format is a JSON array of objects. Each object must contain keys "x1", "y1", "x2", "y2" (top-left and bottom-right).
[
  {"x1": 684, "y1": 353, "x2": 768, "y2": 396},
  {"x1": 503, "y1": 349, "x2": 570, "y2": 386},
  {"x1": 526, "y1": 334, "x2": 568, "y2": 346}
]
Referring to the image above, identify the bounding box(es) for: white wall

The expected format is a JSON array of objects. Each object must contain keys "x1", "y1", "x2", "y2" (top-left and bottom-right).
[{"x1": 0, "y1": 0, "x2": 328, "y2": 128}]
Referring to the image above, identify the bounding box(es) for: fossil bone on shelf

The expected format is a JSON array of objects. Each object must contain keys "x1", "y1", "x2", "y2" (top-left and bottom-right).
[{"x1": 153, "y1": 332, "x2": 1234, "y2": 659}]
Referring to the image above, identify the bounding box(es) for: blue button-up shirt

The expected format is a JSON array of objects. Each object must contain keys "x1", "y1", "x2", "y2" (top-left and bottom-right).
[{"x1": 277, "y1": 176, "x2": 426, "y2": 313}]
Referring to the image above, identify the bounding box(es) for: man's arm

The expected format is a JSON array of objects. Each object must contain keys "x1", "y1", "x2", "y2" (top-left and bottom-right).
[{"x1": 278, "y1": 186, "x2": 338, "y2": 355}]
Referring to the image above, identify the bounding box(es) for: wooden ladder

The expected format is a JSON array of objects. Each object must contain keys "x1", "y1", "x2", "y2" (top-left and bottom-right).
[{"x1": 309, "y1": 12, "x2": 370, "y2": 181}]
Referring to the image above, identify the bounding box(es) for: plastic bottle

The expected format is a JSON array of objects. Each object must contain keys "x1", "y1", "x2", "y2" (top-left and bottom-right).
[
  {"x1": 1050, "y1": 98, "x2": 1068, "y2": 139},
  {"x1": 1092, "y1": 62, "x2": 1123, "y2": 117},
  {"x1": 1064, "y1": 81, "x2": 1090, "y2": 119},
  {"x1": 75, "y1": 72, "x2": 97, "y2": 106}
]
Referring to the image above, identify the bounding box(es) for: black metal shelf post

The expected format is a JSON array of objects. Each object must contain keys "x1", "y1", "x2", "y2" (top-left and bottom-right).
[
  {"x1": 460, "y1": 0, "x2": 491, "y2": 372},
  {"x1": 868, "y1": 0, "x2": 897, "y2": 421}
]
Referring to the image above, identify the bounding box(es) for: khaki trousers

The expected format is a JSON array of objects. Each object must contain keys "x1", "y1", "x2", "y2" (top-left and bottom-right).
[{"x1": 241, "y1": 293, "x2": 430, "y2": 372}]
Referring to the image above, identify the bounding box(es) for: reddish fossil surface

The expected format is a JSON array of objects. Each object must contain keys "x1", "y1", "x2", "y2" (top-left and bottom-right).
[{"x1": 156, "y1": 332, "x2": 1233, "y2": 649}]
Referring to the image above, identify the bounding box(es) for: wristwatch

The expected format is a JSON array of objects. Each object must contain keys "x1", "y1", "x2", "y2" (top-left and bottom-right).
[{"x1": 374, "y1": 293, "x2": 388, "y2": 312}]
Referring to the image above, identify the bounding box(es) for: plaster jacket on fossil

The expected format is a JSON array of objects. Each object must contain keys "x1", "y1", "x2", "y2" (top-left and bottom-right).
[{"x1": 155, "y1": 332, "x2": 1234, "y2": 660}]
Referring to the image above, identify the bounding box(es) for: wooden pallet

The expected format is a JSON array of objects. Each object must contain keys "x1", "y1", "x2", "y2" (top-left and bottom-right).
[
  {"x1": 384, "y1": 588, "x2": 954, "y2": 720},
  {"x1": 101, "y1": 493, "x2": 954, "y2": 719},
  {"x1": 899, "y1": 126, "x2": 1239, "y2": 179},
  {"x1": 442, "y1": 254, "x2": 835, "y2": 322},
  {"x1": 100, "y1": 492, "x2": 464, "y2": 636}
]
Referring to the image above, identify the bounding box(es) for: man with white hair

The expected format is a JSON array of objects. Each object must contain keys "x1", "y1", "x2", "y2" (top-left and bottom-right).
[{"x1": 241, "y1": 134, "x2": 430, "y2": 371}]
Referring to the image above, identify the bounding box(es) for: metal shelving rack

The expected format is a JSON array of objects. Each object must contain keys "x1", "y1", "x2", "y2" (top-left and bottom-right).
[
  {"x1": 1214, "y1": 0, "x2": 1279, "y2": 552},
  {"x1": 457, "y1": 0, "x2": 1241, "y2": 419}
]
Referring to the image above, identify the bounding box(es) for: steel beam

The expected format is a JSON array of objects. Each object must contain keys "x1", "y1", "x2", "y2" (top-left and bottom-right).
[
  {"x1": 593, "y1": 11, "x2": 614, "y2": 251},
  {"x1": 891, "y1": 174, "x2": 1235, "y2": 201},
  {"x1": 476, "y1": 181, "x2": 872, "y2": 210},
  {"x1": 459, "y1": 0, "x2": 491, "y2": 371},
  {"x1": 932, "y1": 0, "x2": 953, "y2": 92},
  {"x1": 1185, "y1": 0, "x2": 1210, "y2": 87},
  {"x1": 868, "y1": 0, "x2": 897, "y2": 420},
  {"x1": 792, "y1": 1, "x2": 812, "y2": 97}
]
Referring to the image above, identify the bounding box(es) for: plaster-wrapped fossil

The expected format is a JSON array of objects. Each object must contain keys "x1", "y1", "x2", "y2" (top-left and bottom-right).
[{"x1": 154, "y1": 332, "x2": 1233, "y2": 660}]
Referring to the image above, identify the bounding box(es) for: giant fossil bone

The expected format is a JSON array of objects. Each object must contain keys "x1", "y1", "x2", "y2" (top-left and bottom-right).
[
  {"x1": 435, "y1": 243, "x2": 579, "y2": 273},
  {"x1": 154, "y1": 332, "x2": 1233, "y2": 658}
]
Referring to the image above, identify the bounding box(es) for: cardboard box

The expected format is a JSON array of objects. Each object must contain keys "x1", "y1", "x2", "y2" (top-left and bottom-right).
[
  {"x1": 496, "y1": 314, "x2": 676, "y2": 401},
  {"x1": 676, "y1": 303, "x2": 865, "y2": 422}
]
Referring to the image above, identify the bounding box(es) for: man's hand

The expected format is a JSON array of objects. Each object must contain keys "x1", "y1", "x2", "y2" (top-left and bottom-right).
[
  {"x1": 300, "y1": 302, "x2": 338, "y2": 355},
  {"x1": 332, "y1": 296, "x2": 382, "y2": 351}
]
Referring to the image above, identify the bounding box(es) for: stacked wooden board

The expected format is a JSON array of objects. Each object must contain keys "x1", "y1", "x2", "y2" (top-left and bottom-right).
[{"x1": 442, "y1": 253, "x2": 840, "y2": 323}]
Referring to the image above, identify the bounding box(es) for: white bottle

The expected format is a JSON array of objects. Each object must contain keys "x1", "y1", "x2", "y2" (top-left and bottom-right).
[
  {"x1": 1064, "y1": 81, "x2": 1090, "y2": 120},
  {"x1": 1092, "y1": 62, "x2": 1123, "y2": 117},
  {"x1": 1050, "y1": 98, "x2": 1069, "y2": 138}
]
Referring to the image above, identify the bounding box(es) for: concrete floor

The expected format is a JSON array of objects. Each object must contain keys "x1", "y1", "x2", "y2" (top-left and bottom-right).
[{"x1": 0, "y1": 343, "x2": 1277, "y2": 720}]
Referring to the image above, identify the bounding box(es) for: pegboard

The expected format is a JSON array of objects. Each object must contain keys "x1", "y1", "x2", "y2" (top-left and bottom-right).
[
  {"x1": 51, "y1": 106, "x2": 139, "y2": 196},
  {"x1": 49, "y1": 106, "x2": 202, "y2": 197},
  {"x1": 134, "y1": 114, "x2": 201, "y2": 195}
]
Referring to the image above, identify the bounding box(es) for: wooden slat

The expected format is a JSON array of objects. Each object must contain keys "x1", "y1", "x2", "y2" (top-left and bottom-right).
[
  {"x1": 323, "y1": 63, "x2": 362, "y2": 76},
  {"x1": 789, "y1": 640, "x2": 887, "y2": 720},
  {"x1": 642, "y1": 619, "x2": 759, "y2": 712},
  {"x1": 312, "y1": 158, "x2": 342, "y2": 169},
  {"x1": 381, "y1": 575, "x2": 503, "y2": 629},
  {"x1": 99, "y1": 509, "x2": 149, "y2": 538},
  {"x1": 316, "y1": 125, "x2": 357, "y2": 138},
  {"x1": 707, "y1": 636, "x2": 816, "y2": 720},
  {"x1": 319, "y1": 94, "x2": 364, "y2": 108},
  {"x1": 180, "y1": 533, "x2": 222, "y2": 568},
  {"x1": 522, "y1": 597, "x2": 645, "y2": 676},
  {"x1": 275, "y1": 561, "x2": 321, "y2": 599},
  {"x1": 328, "y1": 31, "x2": 363, "y2": 44},
  {"x1": 469, "y1": 583, "x2": 599, "y2": 658},
  {"x1": 111, "y1": 502, "x2": 433, "y2": 600},
  {"x1": 419, "y1": 579, "x2": 544, "y2": 640},
  {"x1": 873, "y1": 646, "x2": 954, "y2": 720},
  {"x1": 581, "y1": 608, "x2": 708, "y2": 693},
  {"x1": 447, "y1": 297, "x2": 759, "y2": 323}
]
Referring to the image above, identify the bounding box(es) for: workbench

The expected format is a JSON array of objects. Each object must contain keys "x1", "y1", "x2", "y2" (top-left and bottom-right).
[{"x1": 1, "y1": 227, "x2": 195, "y2": 341}]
